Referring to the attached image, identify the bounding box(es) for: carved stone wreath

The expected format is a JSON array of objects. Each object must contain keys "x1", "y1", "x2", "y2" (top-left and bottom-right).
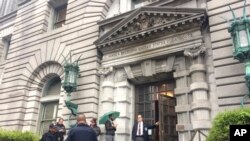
[
  {"x1": 114, "y1": 13, "x2": 180, "y2": 38},
  {"x1": 184, "y1": 45, "x2": 206, "y2": 58},
  {"x1": 97, "y1": 66, "x2": 114, "y2": 76}
]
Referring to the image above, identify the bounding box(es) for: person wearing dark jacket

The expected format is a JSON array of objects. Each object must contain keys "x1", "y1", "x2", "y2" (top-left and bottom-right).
[
  {"x1": 90, "y1": 118, "x2": 101, "y2": 138},
  {"x1": 105, "y1": 114, "x2": 117, "y2": 141},
  {"x1": 66, "y1": 114, "x2": 97, "y2": 141},
  {"x1": 40, "y1": 124, "x2": 57, "y2": 141},
  {"x1": 55, "y1": 118, "x2": 66, "y2": 141},
  {"x1": 132, "y1": 114, "x2": 159, "y2": 141}
]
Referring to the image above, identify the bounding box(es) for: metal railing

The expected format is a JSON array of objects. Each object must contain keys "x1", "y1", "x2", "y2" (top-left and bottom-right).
[{"x1": 190, "y1": 130, "x2": 208, "y2": 141}]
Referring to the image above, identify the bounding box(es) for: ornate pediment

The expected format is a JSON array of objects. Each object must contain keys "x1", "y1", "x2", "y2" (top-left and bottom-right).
[{"x1": 95, "y1": 7, "x2": 206, "y2": 48}]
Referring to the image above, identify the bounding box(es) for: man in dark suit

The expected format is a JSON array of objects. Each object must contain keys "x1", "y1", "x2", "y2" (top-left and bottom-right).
[
  {"x1": 66, "y1": 114, "x2": 97, "y2": 141},
  {"x1": 132, "y1": 114, "x2": 159, "y2": 141},
  {"x1": 40, "y1": 124, "x2": 57, "y2": 141}
]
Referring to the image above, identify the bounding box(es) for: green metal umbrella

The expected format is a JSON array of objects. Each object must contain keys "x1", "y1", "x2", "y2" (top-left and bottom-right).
[{"x1": 99, "y1": 111, "x2": 120, "y2": 124}]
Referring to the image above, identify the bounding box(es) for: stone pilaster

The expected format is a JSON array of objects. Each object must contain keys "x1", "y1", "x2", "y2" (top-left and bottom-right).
[
  {"x1": 98, "y1": 67, "x2": 133, "y2": 141},
  {"x1": 98, "y1": 67, "x2": 116, "y2": 115},
  {"x1": 97, "y1": 66, "x2": 116, "y2": 141},
  {"x1": 114, "y1": 80, "x2": 132, "y2": 141},
  {"x1": 174, "y1": 57, "x2": 192, "y2": 141},
  {"x1": 184, "y1": 45, "x2": 211, "y2": 141}
]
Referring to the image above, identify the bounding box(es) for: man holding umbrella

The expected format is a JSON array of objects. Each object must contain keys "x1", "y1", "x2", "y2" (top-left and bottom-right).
[
  {"x1": 105, "y1": 114, "x2": 117, "y2": 141},
  {"x1": 99, "y1": 111, "x2": 120, "y2": 141}
]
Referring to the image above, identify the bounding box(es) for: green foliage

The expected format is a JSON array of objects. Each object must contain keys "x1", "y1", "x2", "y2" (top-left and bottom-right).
[
  {"x1": 0, "y1": 129, "x2": 40, "y2": 141},
  {"x1": 206, "y1": 108, "x2": 250, "y2": 141}
]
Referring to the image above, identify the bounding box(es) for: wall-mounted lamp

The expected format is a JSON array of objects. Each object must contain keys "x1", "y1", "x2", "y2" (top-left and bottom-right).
[
  {"x1": 227, "y1": 0, "x2": 250, "y2": 106},
  {"x1": 62, "y1": 51, "x2": 82, "y2": 127}
]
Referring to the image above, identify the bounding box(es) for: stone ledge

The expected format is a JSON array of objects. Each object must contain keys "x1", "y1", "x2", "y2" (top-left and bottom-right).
[
  {"x1": 175, "y1": 105, "x2": 191, "y2": 112},
  {"x1": 190, "y1": 64, "x2": 206, "y2": 74},
  {"x1": 117, "y1": 100, "x2": 131, "y2": 104},
  {"x1": 118, "y1": 116, "x2": 131, "y2": 120},
  {"x1": 192, "y1": 120, "x2": 211, "y2": 130},
  {"x1": 102, "y1": 81, "x2": 115, "y2": 88},
  {"x1": 174, "y1": 70, "x2": 190, "y2": 78},
  {"x1": 116, "y1": 81, "x2": 131, "y2": 89},
  {"x1": 101, "y1": 100, "x2": 115, "y2": 103},
  {"x1": 174, "y1": 87, "x2": 190, "y2": 95},
  {"x1": 176, "y1": 124, "x2": 193, "y2": 131},
  {"x1": 191, "y1": 101, "x2": 211, "y2": 111},
  {"x1": 190, "y1": 82, "x2": 208, "y2": 92}
]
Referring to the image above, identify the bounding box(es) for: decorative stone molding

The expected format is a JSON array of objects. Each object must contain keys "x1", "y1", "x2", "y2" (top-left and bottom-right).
[
  {"x1": 174, "y1": 87, "x2": 190, "y2": 96},
  {"x1": 189, "y1": 64, "x2": 206, "y2": 74},
  {"x1": 191, "y1": 101, "x2": 211, "y2": 111},
  {"x1": 190, "y1": 82, "x2": 208, "y2": 92},
  {"x1": 192, "y1": 121, "x2": 211, "y2": 129},
  {"x1": 117, "y1": 13, "x2": 178, "y2": 38},
  {"x1": 97, "y1": 66, "x2": 114, "y2": 76},
  {"x1": 114, "y1": 68, "x2": 127, "y2": 82},
  {"x1": 173, "y1": 70, "x2": 190, "y2": 78},
  {"x1": 124, "y1": 65, "x2": 134, "y2": 79},
  {"x1": 95, "y1": 7, "x2": 207, "y2": 48},
  {"x1": 176, "y1": 124, "x2": 193, "y2": 131},
  {"x1": 184, "y1": 45, "x2": 206, "y2": 58},
  {"x1": 175, "y1": 105, "x2": 191, "y2": 112}
]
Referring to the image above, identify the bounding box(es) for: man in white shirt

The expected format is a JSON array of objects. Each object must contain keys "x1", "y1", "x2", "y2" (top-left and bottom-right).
[{"x1": 132, "y1": 114, "x2": 159, "y2": 141}]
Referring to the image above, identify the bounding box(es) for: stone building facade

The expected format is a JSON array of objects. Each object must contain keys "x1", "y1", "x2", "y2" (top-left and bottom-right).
[{"x1": 0, "y1": 0, "x2": 249, "y2": 141}]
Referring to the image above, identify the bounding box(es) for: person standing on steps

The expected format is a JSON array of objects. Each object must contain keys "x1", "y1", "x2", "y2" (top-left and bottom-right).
[{"x1": 132, "y1": 114, "x2": 159, "y2": 141}]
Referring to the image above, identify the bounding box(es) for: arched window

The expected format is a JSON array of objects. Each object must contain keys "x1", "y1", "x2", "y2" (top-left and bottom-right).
[{"x1": 39, "y1": 77, "x2": 61, "y2": 134}]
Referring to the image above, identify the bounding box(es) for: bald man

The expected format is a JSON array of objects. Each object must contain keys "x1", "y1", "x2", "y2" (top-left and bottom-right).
[{"x1": 66, "y1": 114, "x2": 97, "y2": 141}]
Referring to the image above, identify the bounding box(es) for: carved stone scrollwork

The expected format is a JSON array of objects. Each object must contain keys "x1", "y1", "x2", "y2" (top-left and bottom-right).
[
  {"x1": 116, "y1": 13, "x2": 180, "y2": 38},
  {"x1": 184, "y1": 44, "x2": 206, "y2": 58},
  {"x1": 114, "y1": 69, "x2": 127, "y2": 82},
  {"x1": 97, "y1": 66, "x2": 114, "y2": 76}
]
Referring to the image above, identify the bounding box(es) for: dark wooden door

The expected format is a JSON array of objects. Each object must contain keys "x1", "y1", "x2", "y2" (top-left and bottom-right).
[{"x1": 158, "y1": 95, "x2": 178, "y2": 141}]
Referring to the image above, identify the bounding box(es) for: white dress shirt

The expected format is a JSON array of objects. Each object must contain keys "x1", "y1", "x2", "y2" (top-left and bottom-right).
[{"x1": 136, "y1": 121, "x2": 143, "y2": 136}]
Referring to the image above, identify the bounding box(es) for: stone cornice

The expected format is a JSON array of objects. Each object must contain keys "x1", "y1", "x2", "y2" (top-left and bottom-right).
[
  {"x1": 95, "y1": 7, "x2": 206, "y2": 49},
  {"x1": 97, "y1": 0, "x2": 175, "y2": 26},
  {"x1": 0, "y1": 10, "x2": 17, "y2": 23}
]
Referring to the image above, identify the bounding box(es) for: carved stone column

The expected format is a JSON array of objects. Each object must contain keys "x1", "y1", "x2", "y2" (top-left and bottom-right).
[
  {"x1": 113, "y1": 68, "x2": 132, "y2": 141},
  {"x1": 184, "y1": 45, "x2": 211, "y2": 141},
  {"x1": 97, "y1": 67, "x2": 115, "y2": 115},
  {"x1": 174, "y1": 56, "x2": 192, "y2": 141}
]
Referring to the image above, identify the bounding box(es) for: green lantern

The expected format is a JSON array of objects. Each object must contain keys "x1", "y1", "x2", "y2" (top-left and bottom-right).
[
  {"x1": 227, "y1": 0, "x2": 250, "y2": 106},
  {"x1": 62, "y1": 52, "x2": 82, "y2": 126},
  {"x1": 63, "y1": 63, "x2": 79, "y2": 93},
  {"x1": 228, "y1": 17, "x2": 250, "y2": 62}
]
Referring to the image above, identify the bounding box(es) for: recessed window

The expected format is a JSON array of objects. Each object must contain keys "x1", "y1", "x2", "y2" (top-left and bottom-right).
[
  {"x1": 39, "y1": 77, "x2": 61, "y2": 134},
  {"x1": 54, "y1": 5, "x2": 67, "y2": 29},
  {"x1": 48, "y1": 0, "x2": 68, "y2": 30},
  {"x1": 0, "y1": 36, "x2": 11, "y2": 63},
  {"x1": 40, "y1": 102, "x2": 58, "y2": 134}
]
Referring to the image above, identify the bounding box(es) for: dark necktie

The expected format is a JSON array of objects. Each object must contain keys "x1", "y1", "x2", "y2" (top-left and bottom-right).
[{"x1": 138, "y1": 122, "x2": 141, "y2": 135}]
